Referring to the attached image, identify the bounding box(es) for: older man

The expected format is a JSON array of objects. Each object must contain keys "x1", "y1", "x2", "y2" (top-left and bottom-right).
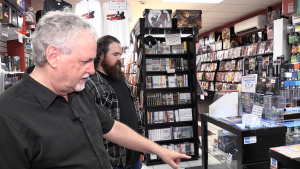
[{"x1": 0, "y1": 9, "x2": 190, "y2": 169}]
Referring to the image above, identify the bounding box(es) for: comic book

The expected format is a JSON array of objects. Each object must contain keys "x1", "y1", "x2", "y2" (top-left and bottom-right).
[
  {"x1": 258, "y1": 41, "x2": 266, "y2": 54},
  {"x1": 251, "y1": 43, "x2": 258, "y2": 55},
  {"x1": 216, "y1": 72, "x2": 222, "y2": 81},
  {"x1": 231, "y1": 60, "x2": 236, "y2": 70}
]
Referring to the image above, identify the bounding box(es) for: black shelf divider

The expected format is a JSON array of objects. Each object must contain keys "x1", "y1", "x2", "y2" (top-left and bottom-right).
[
  {"x1": 155, "y1": 138, "x2": 194, "y2": 144},
  {"x1": 147, "y1": 121, "x2": 193, "y2": 129},
  {"x1": 145, "y1": 87, "x2": 190, "y2": 92},
  {"x1": 146, "y1": 104, "x2": 192, "y2": 112}
]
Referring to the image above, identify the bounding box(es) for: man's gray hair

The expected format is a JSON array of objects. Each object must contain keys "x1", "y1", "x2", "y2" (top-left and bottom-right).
[{"x1": 31, "y1": 8, "x2": 98, "y2": 66}]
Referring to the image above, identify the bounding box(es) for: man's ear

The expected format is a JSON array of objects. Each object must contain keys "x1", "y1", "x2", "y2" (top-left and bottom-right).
[
  {"x1": 46, "y1": 45, "x2": 59, "y2": 68},
  {"x1": 100, "y1": 52, "x2": 105, "y2": 61}
]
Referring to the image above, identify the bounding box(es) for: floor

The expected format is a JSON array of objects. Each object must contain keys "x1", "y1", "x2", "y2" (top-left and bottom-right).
[{"x1": 141, "y1": 122, "x2": 236, "y2": 169}]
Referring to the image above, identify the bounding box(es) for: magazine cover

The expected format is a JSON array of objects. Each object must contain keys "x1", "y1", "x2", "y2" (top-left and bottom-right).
[
  {"x1": 219, "y1": 61, "x2": 226, "y2": 70},
  {"x1": 227, "y1": 72, "x2": 234, "y2": 82},
  {"x1": 216, "y1": 72, "x2": 222, "y2": 81},
  {"x1": 225, "y1": 61, "x2": 232, "y2": 70}
]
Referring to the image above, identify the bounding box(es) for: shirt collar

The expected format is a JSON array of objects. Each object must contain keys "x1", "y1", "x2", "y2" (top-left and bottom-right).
[{"x1": 23, "y1": 66, "x2": 58, "y2": 110}]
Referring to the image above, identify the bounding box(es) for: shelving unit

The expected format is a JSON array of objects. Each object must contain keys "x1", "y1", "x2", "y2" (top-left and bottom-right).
[{"x1": 133, "y1": 20, "x2": 199, "y2": 165}]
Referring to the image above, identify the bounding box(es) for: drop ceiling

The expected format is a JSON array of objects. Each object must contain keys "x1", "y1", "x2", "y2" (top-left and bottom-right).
[{"x1": 30, "y1": 0, "x2": 282, "y2": 35}]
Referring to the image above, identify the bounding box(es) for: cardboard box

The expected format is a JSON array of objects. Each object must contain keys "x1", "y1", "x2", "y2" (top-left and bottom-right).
[
  {"x1": 143, "y1": 9, "x2": 172, "y2": 28},
  {"x1": 172, "y1": 10, "x2": 202, "y2": 28}
]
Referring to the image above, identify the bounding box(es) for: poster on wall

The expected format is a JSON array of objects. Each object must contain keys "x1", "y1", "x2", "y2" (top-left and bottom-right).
[{"x1": 109, "y1": 0, "x2": 127, "y2": 10}]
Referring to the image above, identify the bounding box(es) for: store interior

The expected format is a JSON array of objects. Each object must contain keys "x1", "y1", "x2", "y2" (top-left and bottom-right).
[{"x1": 2, "y1": 0, "x2": 300, "y2": 169}]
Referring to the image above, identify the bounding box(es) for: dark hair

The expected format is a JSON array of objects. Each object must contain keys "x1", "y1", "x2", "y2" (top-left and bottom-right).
[{"x1": 95, "y1": 35, "x2": 120, "y2": 68}]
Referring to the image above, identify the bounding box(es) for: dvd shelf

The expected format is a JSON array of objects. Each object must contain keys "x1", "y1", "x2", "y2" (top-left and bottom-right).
[{"x1": 136, "y1": 31, "x2": 199, "y2": 165}]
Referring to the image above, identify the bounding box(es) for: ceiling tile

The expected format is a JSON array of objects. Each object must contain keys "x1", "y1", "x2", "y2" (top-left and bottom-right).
[
  {"x1": 209, "y1": 4, "x2": 268, "y2": 13},
  {"x1": 202, "y1": 11, "x2": 246, "y2": 19},
  {"x1": 202, "y1": 17, "x2": 232, "y2": 24},
  {"x1": 221, "y1": 0, "x2": 281, "y2": 6}
]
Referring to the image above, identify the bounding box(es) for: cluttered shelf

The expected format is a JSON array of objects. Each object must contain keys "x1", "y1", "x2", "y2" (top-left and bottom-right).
[{"x1": 147, "y1": 121, "x2": 193, "y2": 129}]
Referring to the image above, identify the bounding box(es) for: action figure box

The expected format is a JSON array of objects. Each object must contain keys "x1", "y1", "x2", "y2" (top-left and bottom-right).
[
  {"x1": 0, "y1": 0, "x2": 10, "y2": 24},
  {"x1": 143, "y1": 9, "x2": 172, "y2": 28},
  {"x1": 172, "y1": 10, "x2": 202, "y2": 28},
  {"x1": 218, "y1": 130, "x2": 237, "y2": 160},
  {"x1": 265, "y1": 77, "x2": 280, "y2": 95}
]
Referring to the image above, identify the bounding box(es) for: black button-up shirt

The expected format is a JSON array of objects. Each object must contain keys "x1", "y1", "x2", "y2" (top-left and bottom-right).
[{"x1": 0, "y1": 66, "x2": 115, "y2": 169}]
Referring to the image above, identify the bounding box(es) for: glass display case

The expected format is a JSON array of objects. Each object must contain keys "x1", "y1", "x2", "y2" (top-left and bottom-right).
[{"x1": 201, "y1": 113, "x2": 287, "y2": 169}]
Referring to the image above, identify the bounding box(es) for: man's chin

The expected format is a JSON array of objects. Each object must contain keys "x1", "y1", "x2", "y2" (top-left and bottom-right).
[{"x1": 74, "y1": 83, "x2": 85, "y2": 92}]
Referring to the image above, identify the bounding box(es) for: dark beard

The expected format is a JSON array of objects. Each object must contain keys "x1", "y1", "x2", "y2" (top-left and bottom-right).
[{"x1": 101, "y1": 57, "x2": 125, "y2": 81}]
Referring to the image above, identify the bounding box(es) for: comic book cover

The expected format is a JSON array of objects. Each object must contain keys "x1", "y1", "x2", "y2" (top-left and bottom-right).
[
  {"x1": 215, "y1": 82, "x2": 223, "y2": 91},
  {"x1": 237, "y1": 59, "x2": 243, "y2": 70},
  {"x1": 227, "y1": 72, "x2": 234, "y2": 82},
  {"x1": 262, "y1": 71, "x2": 266, "y2": 78},
  {"x1": 219, "y1": 61, "x2": 226, "y2": 70},
  {"x1": 216, "y1": 72, "x2": 222, "y2": 81},
  {"x1": 209, "y1": 73, "x2": 215, "y2": 81},
  {"x1": 230, "y1": 84, "x2": 238, "y2": 90},
  {"x1": 219, "y1": 50, "x2": 225, "y2": 59},
  {"x1": 258, "y1": 41, "x2": 266, "y2": 54},
  {"x1": 235, "y1": 47, "x2": 242, "y2": 57},
  {"x1": 212, "y1": 52, "x2": 216, "y2": 60},
  {"x1": 210, "y1": 63, "x2": 215, "y2": 71},
  {"x1": 230, "y1": 47, "x2": 236, "y2": 58},
  {"x1": 224, "y1": 49, "x2": 229, "y2": 59},
  {"x1": 262, "y1": 56, "x2": 269, "y2": 69},
  {"x1": 226, "y1": 83, "x2": 231, "y2": 90},
  {"x1": 226, "y1": 61, "x2": 232, "y2": 70},
  {"x1": 220, "y1": 72, "x2": 225, "y2": 81},
  {"x1": 224, "y1": 72, "x2": 229, "y2": 81},
  {"x1": 242, "y1": 45, "x2": 248, "y2": 56},
  {"x1": 231, "y1": 60, "x2": 236, "y2": 70},
  {"x1": 203, "y1": 73, "x2": 208, "y2": 80},
  {"x1": 265, "y1": 40, "x2": 273, "y2": 53},
  {"x1": 249, "y1": 57, "x2": 255, "y2": 70},
  {"x1": 247, "y1": 45, "x2": 253, "y2": 56},
  {"x1": 251, "y1": 43, "x2": 258, "y2": 55},
  {"x1": 197, "y1": 72, "x2": 203, "y2": 80}
]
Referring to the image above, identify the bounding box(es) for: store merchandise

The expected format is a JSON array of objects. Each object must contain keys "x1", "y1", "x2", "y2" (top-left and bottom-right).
[
  {"x1": 144, "y1": 9, "x2": 172, "y2": 28},
  {"x1": 172, "y1": 10, "x2": 202, "y2": 28},
  {"x1": 102, "y1": 2, "x2": 132, "y2": 47},
  {"x1": 75, "y1": 0, "x2": 103, "y2": 38},
  {"x1": 43, "y1": 0, "x2": 72, "y2": 13}
]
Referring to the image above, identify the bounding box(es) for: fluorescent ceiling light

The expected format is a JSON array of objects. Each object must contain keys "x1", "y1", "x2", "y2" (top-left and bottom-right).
[{"x1": 162, "y1": 0, "x2": 223, "y2": 3}]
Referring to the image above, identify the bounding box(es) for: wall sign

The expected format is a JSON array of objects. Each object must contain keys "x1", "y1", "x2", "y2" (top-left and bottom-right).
[{"x1": 110, "y1": 0, "x2": 127, "y2": 10}]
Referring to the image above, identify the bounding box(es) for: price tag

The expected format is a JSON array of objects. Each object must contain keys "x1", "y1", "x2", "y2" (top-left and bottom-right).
[
  {"x1": 271, "y1": 158, "x2": 277, "y2": 168},
  {"x1": 241, "y1": 74, "x2": 257, "y2": 93},
  {"x1": 226, "y1": 153, "x2": 233, "y2": 165},
  {"x1": 165, "y1": 34, "x2": 181, "y2": 46},
  {"x1": 167, "y1": 68, "x2": 175, "y2": 73},
  {"x1": 244, "y1": 136, "x2": 257, "y2": 144},
  {"x1": 251, "y1": 105, "x2": 263, "y2": 117}
]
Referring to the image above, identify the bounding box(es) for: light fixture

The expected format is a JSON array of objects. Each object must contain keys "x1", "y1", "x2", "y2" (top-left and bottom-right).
[{"x1": 162, "y1": 0, "x2": 223, "y2": 3}]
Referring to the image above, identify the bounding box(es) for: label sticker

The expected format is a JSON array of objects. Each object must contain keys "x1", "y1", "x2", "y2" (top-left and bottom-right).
[
  {"x1": 271, "y1": 158, "x2": 277, "y2": 168},
  {"x1": 244, "y1": 136, "x2": 257, "y2": 144}
]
